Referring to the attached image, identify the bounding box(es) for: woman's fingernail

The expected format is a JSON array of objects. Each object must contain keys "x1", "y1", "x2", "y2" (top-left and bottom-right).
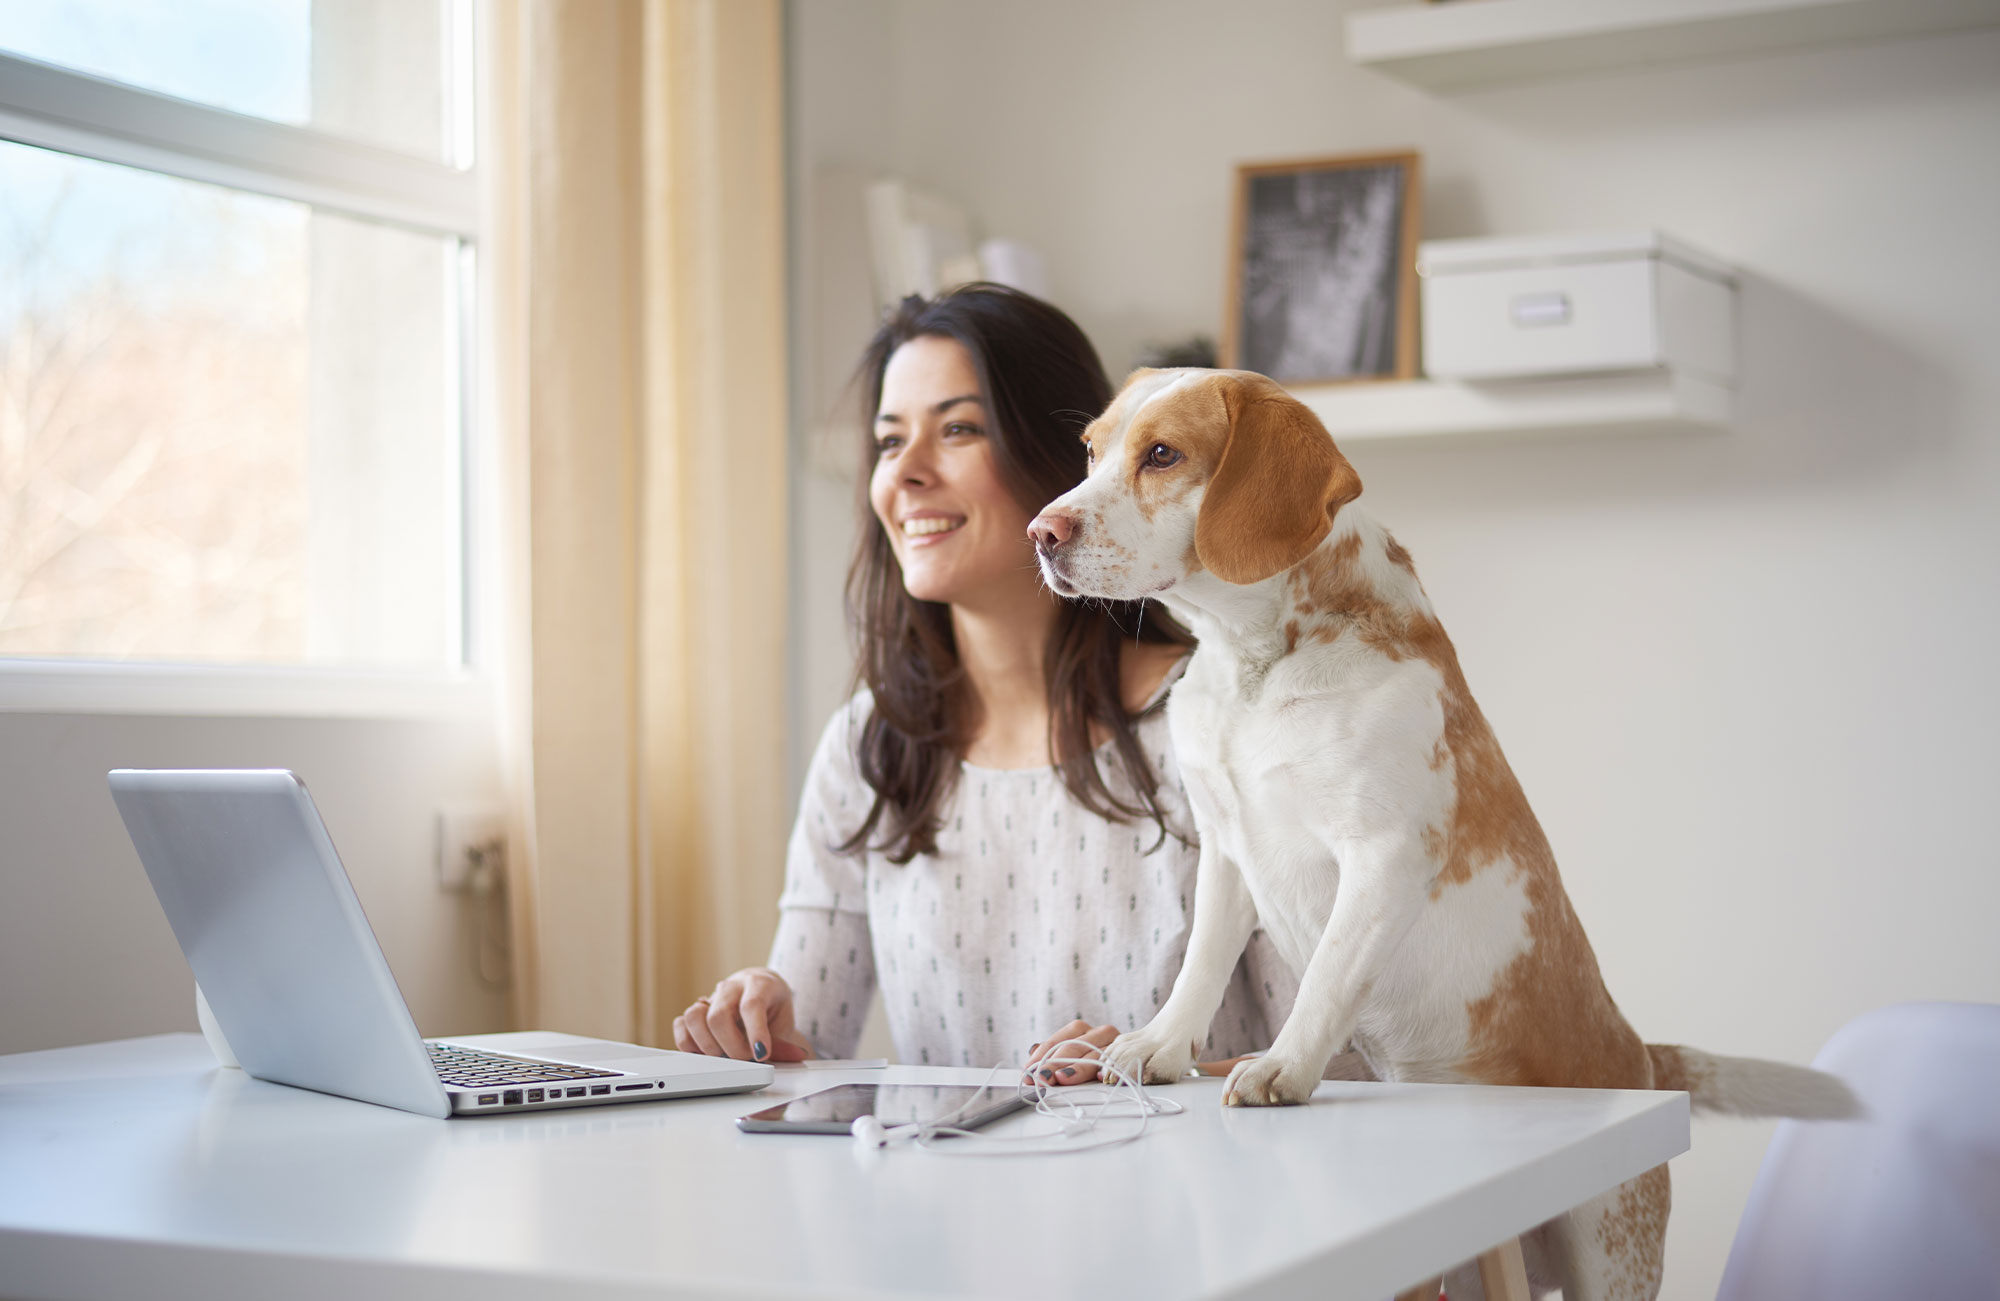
[
  {"x1": 1059, "y1": 1067, "x2": 1075, "y2": 1078},
  {"x1": 753, "y1": 1042, "x2": 768, "y2": 1061},
  {"x1": 1038, "y1": 1069, "x2": 1054, "y2": 1082},
  {"x1": 1029, "y1": 1042, "x2": 1040, "y2": 1054}
]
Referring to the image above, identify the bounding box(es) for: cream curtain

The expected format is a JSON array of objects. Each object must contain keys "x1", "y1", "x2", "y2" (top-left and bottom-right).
[{"x1": 483, "y1": 0, "x2": 790, "y2": 1045}]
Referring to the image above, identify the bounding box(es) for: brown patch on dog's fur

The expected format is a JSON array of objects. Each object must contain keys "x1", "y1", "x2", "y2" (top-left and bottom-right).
[
  {"x1": 1285, "y1": 533, "x2": 1438, "y2": 658},
  {"x1": 1077, "y1": 370, "x2": 1224, "y2": 529},
  {"x1": 1283, "y1": 522, "x2": 1651, "y2": 1094},
  {"x1": 1184, "y1": 373, "x2": 1360, "y2": 585},
  {"x1": 1122, "y1": 379, "x2": 1226, "y2": 526},
  {"x1": 1459, "y1": 852, "x2": 1651, "y2": 1090},
  {"x1": 1594, "y1": 1166, "x2": 1672, "y2": 1301}
]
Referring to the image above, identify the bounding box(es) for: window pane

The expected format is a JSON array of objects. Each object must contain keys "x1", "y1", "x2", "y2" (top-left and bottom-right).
[
  {"x1": 0, "y1": 142, "x2": 463, "y2": 669},
  {"x1": 0, "y1": 0, "x2": 464, "y2": 165}
]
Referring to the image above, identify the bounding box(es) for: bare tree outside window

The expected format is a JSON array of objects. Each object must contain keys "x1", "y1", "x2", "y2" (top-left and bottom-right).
[
  {"x1": 0, "y1": 147, "x2": 309, "y2": 661},
  {"x1": 0, "y1": 140, "x2": 460, "y2": 668},
  {"x1": 0, "y1": 0, "x2": 466, "y2": 673}
]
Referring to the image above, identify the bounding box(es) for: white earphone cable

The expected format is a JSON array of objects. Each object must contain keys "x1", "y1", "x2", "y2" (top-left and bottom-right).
[{"x1": 853, "y1": 1036, "x2": 1183, "y2": 1157}]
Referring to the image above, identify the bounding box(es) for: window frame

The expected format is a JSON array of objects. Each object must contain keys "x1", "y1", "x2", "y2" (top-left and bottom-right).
[{"x1": 0, "y1": 24, "x2": 489, "y2": 720}]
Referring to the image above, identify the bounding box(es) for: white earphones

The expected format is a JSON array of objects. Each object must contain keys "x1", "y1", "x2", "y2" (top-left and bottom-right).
[
  {"x1": 847, "y1": 1037, "x2": 1183, "y2": 1158},
  {"x1": 850, "y1": 1114, "x2": 921, "y2": 1148}
]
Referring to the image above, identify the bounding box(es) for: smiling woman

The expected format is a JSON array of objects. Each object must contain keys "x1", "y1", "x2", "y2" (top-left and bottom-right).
[
  {"x1": 867, "y1": 340, "x2": 1037, "y2": 616},
  {"x1": 848, "y1": 292, "x2": 1183, "y2": 843},
  {"x1": 672, "y1": 284, "x2": 1296, "y2": 1075}
]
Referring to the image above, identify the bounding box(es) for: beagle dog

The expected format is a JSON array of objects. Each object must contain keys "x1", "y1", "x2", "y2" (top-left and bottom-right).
[{"x1": 1028, "y1": 368, "x2": 1854, "y2": 1301}]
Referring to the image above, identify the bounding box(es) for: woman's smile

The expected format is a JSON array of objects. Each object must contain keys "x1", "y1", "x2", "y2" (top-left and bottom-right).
[{"x1": 900, "y1": 512, "x2": 966, "y2": 543}]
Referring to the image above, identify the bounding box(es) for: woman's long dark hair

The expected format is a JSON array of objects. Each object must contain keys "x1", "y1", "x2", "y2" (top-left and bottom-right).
[{"x1": 840, "y1": 284, "x2": 1192, "y2": 864}]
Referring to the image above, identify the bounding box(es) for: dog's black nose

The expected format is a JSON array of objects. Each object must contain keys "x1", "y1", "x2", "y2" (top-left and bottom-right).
[{"x1": 1028, "y1": 512, "x2": 1076, "y2": 554}]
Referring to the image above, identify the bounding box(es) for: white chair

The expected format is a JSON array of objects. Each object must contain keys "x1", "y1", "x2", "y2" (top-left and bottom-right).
[{"x1": 1716, "y1": 1001, "x2": 2000, "y2": 1300}]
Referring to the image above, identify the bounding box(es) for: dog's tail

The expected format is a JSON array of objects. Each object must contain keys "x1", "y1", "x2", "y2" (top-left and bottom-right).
[{"x1": 1647, "y1": 1043, "x2": 1861, "y2": 1120}]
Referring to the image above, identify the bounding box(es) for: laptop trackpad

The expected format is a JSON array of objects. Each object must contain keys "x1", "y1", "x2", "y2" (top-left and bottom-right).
[{"x1": 539, "y1": 1037, "x2": 672, "y2": 1065}]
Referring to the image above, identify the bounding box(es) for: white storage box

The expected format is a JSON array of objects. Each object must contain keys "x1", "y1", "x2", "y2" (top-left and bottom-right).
[{"x1": 1419, "y1": 231, "x2": 1735, "y2": 383}]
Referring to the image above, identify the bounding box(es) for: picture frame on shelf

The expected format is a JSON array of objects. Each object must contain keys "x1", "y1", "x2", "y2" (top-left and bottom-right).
[{"x1": 1224, "y1": 150, "x2": 1422, "y2": 385}]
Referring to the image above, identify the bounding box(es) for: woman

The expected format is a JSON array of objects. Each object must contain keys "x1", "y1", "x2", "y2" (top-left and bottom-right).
[{"x1": 672, "y1": 284, "x2": 1290, "y2": 1079}]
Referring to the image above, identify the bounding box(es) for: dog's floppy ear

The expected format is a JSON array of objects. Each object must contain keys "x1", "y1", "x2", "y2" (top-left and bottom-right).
[{"x1": 1193, "y1": 374, "x2": 1362, "y2": 586}]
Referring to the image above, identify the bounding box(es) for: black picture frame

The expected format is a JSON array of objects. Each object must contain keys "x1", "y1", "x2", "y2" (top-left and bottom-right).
[{"x1": 1224, "y1": 151, "x2": 1422, "y2": 385}]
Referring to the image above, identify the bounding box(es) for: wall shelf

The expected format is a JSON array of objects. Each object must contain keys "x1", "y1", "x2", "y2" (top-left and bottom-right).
[
  {"x1": 1345, "y1": 0, "x2": 2000, "y2": 91},
  {"x1": 1289, "y1": 371, "x2": 1730, "y2": 444}
]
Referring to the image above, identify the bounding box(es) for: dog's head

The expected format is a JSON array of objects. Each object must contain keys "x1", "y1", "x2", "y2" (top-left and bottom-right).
[{"x1": 1029, "y1": 368, "x2": 1361, "y2": 600}]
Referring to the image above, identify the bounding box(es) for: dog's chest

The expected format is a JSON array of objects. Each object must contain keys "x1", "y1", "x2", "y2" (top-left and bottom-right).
[
  {"x1": 1171, "y1": 690, "x2": 1314, "y2": 835},
  {"x1": 1165, "y1": 659, "x2": 1361, "y2": 932},
  {"x1": 1165, "y1": 641, "x2": 1462, "y2": 963},
  {"x1": 1168, "y1": 646, "x2": 1395, "y2": 829}
]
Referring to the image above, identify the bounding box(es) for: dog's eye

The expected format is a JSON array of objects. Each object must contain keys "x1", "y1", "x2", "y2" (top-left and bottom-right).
[{"x1": 1144, "y1": 444, "x2": 1182, "y2": 469}]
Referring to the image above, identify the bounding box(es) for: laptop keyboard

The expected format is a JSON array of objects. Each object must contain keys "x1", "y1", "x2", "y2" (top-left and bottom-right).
[{"x1": 426, "y1": 1043, "x2": 620, "y2": 1089}]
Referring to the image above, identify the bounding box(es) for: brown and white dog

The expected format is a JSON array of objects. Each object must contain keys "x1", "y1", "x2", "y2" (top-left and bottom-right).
[{"x1": 1028, "y1": 368, "x2": 1854, "y2": 1301}]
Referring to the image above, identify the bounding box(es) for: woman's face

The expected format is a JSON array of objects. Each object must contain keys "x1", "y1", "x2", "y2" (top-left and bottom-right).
[{"x1": 870, "y1": 336, "x2": 1040, "y2": 609}]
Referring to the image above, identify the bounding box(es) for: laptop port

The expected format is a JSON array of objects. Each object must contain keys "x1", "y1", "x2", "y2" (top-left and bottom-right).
[
  {"x1": 590, "y1": 1085, "x2": 611, "y2": 1096},
  {"x1": 614, "y1": 1082, "x2": 652, "y2": 1091},
  {"x1": 567, "y1": 1087, "x2": 586, "y2": 1098},
  {"x1": 526, "y1": 1088, "x2": 544, "y2": 1103},
  {"x1": 503, "y1": 1090, "x2": 522, "y2": 1106},
  {"x1": 478, "y1": 1094, "x2": 499, "y2": 1106}
]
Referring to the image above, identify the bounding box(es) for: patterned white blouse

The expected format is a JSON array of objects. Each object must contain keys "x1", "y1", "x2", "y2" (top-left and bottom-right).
[{"x1": 768, "y1": 665, "x2": 1296, "y2": 1068}]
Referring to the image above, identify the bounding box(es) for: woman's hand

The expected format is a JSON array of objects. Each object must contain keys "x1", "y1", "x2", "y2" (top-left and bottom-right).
[
  {"x1": 1024, "y1": 1020, "x2": 1252, "y2": 1085},
  {"x1": 1024, "y1": 1020, "x2": 1120, "y2": 1085},
  {"x1": 672, "y1": 967, "x2": 814, "y2": 1063}
]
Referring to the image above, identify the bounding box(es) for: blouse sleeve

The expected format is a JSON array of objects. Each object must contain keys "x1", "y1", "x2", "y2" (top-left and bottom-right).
[
  {"x1": 766, "y1": 696, "x2": 878, "y2": 1058},
  {"x1": 768, "y1": 907, "x2": 874, "y2": 1059}
]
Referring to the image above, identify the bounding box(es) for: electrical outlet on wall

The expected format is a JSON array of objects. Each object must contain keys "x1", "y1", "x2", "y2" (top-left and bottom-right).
[{"x1": 437, "y1": 807, "x2": 507, "y2": 892}]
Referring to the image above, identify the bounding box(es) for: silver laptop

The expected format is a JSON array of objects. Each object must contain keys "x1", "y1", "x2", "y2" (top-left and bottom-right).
[{"x1": 109, "y1": 768, "x2": 772, "y2": 1118}]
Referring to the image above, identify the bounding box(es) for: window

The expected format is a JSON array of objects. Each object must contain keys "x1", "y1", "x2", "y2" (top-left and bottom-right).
[
  {"x1": 0, "y1": 1, "x2": 468, "y2": 162},
  {"x1": 0, "y1": 1, "x2": 479, "y2": 700}
]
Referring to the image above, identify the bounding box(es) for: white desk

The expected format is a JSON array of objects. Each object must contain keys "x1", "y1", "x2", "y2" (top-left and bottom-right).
[{"x1": 0, "y1": 1034, "x2": 1687, "y2": 1301}]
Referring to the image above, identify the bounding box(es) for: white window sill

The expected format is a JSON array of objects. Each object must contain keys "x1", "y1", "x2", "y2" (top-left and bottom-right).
[{"x1": 0, "y1": 659, "x2": 494, "y2": 721}]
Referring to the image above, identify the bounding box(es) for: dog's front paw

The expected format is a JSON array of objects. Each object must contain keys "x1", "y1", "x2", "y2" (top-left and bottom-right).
[
  {"x1": 1223, "y1": 1054, "x2": 1318, "y2": 1106},
  {"x1": 1105, "y1": 1026, "x2": 1198, "y2": 1086}
]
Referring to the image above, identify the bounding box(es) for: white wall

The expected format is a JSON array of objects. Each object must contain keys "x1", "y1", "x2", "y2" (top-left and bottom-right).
[
  {"x1": 788, "y1": 3, "x2": 2000, "y2": 1296},
  {"x1": 0, "y1": 709, "x2": 510, "y2": 1055},
  {"x1": 785, "y1": 0, "x2": 897, "y2": 799}
]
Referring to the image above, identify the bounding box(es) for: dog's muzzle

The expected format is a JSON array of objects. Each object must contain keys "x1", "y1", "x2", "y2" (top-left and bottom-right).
[{"x1": 1028, "y1": 511, "x2": 1081, "y2": 595}]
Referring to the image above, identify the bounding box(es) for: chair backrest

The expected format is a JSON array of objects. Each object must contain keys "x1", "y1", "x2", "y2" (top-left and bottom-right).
[{"x1": 1716, "y1": 1001, "x2": 2000, "y2": 1301}]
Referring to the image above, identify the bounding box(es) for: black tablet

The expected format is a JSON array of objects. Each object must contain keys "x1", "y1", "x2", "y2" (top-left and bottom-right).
[{"x1": 737, "y1": 1082, "x2": 1030, "y2": 1135}]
